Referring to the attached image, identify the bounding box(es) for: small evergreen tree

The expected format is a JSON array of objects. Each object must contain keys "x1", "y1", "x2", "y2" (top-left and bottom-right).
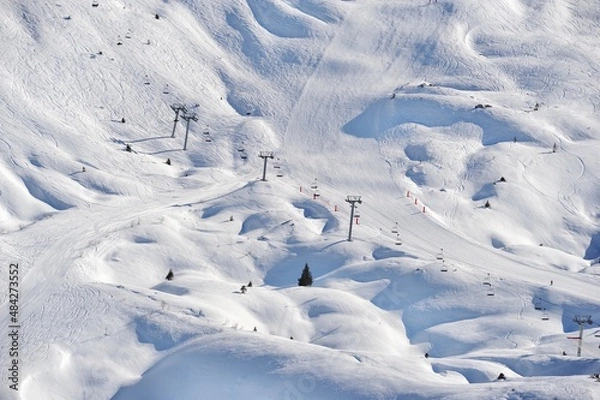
[
  {"x1": 298, "y1": 263, "x2": 313, "y2": 286},
  {"x1": 247, "y1": 281, "x2": 253, "y2": 287},
  {"x1": 484, "y1": 200, "x2": 491, "y2": 209},
  {"x1": 165, "y1": 269, "x2": 174, "y2": 280}
]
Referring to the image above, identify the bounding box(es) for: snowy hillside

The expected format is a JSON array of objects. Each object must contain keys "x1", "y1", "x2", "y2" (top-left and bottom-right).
[{"x1": 0, "y1": 0, "x2": 599, "y2": 399}]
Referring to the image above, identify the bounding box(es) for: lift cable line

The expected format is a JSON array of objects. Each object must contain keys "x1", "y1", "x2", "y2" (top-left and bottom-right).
[
  {"x1": 258, "y1": 151, "x2": 274, "y2": 181},
  {"x1": 345, "y1": 195, "x2": 362, "y2": 241}
]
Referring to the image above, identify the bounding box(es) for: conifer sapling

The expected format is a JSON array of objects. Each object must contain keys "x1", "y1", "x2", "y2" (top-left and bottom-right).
[{"x1": 298, "y1": 263, "x2": 313, "y2": 286}]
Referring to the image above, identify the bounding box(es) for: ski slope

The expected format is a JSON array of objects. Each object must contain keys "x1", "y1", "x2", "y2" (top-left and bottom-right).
[{"x1": 0, "y1": 0, "x2": 599, "y2": 399}]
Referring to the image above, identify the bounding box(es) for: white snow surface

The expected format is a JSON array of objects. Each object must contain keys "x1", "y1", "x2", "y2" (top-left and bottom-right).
[{"x1": 0, "y1": 0, "x2": 599, "y2": 399}]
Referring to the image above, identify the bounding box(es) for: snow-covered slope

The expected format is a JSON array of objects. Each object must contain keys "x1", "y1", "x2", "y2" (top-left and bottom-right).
[{"x1": 0, "y1": 0, "x2": 599, "y2": 399}]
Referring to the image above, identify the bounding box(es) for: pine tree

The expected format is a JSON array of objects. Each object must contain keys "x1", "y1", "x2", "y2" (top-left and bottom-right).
[
  {"x1": 298, "y1": 263, "x2": 313, "y2": 286},
  {"x1": 165, "y1": 269, "x2": 174, "y2": 280}
]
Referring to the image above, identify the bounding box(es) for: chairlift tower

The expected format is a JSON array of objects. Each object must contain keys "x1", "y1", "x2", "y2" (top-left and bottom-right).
[
  {"x1": 181, "y1": 112, "x2": 197, "y2": 150},
  {"x1": 346, "y1": 195, "x2": 362, "y2": 241},
  {"x1": 569, "y1": 315, "x2": 593, "y2": 357},
  {"x1": 258, "y1": 151, "x2": 274, "y2": 181},
  {"x1": 170, "y1": 103, "x2": 187, "y2": 138}
]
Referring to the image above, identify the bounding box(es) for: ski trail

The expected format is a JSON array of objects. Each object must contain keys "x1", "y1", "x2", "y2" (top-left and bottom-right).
[{"x1": 1, "y1": 178, "x2": 250, "y2": 381}]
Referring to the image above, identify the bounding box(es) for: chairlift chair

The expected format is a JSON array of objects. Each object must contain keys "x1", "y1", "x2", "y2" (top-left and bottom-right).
[
  {"x1": 276, "y1": 170, "x2": 283, "y2": 177},
  {"x1": 310, "y1": 179, "x2": 318, "y2": 190},
  {"x1": 162, "y1": 84, "x2": 169, "y2": 94},
  {"x1": 395, "y1": 234, "x2": 402, "y2": 246},
  {"x1": 436, "y1": 248, "x2": 444, "y2": 260},
  {"x1": 541, "y1": 310, "x2": 549, "y2": 321},
  {"x1": 240, "y1": 151, "x2": 247, "y2": 160},
  {"x1": 440, "y1": 260, "x2": 448, "y2": 272},
  {"x1": 483, "y1": 277, "x2": 491, "y2": 286},
  {"x1": 391, "y1": 222, "x2": 399, "y2": 234},
  {"x1": 534, "y1": 298, "x2": 543, "y2": 310},
  {"x1": 486, "y1": 287, "x2": 495, "y2": 296}
]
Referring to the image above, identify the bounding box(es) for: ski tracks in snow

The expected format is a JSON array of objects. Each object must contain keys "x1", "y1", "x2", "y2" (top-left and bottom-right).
[
  {"x1": 4, "y1": 177, "x2": 249, "y2": 383},
  {"x1": 519, "y1": 148, "x2": 587, "y2": 217},
  {"x1": 556, "y1": 153, "x2": 586, "y2": 217}
]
